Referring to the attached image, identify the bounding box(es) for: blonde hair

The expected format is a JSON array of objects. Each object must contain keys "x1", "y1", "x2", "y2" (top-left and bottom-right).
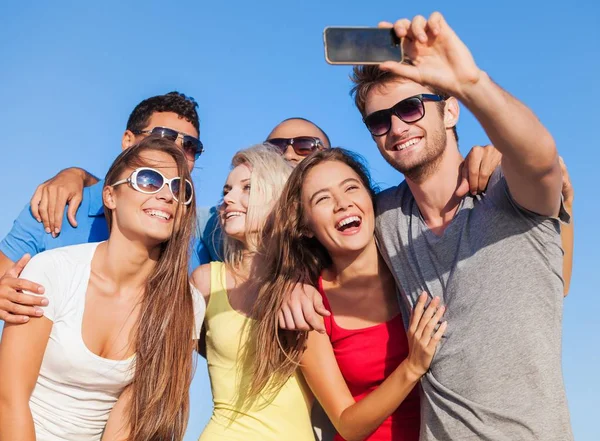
[{"x1": 222, "y1": 143, "x2": 292, "y2": 270}]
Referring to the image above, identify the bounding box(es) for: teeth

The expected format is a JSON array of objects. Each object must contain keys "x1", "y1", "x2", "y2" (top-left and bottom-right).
[
  {"x1": 145, "y1": 209, "x2": 171, "y2": 220},
  {"x1": 225, "y1": 211, "x2": 245, "y2": 219},
  {"x1": 396, "y1": 138, "x2": 420, "y2": 151},
  {"x1": 336, "y1": 216, "x2": 361, "y2": 229}
]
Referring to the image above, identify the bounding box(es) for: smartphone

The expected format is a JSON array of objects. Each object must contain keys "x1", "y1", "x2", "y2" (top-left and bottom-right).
[{"x1": 323, "y1": 27, "x2": 403, "y2": 65}]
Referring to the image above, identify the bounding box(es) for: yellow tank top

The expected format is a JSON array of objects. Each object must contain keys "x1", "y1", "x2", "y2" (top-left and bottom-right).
[{"x1": 199, "y1": 262, "x2": 314, "y2": 441}]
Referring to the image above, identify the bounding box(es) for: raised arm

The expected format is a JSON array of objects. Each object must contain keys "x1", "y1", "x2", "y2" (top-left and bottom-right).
[
  {"x1": 381, "y1": 12, "x2": 562, "y2": 217},
  {"x1": 301, "y1": 294, "x2": 446, "y2": 441},
  {"x1": 30, "y1": 167, "x2": 99, "y2": 237},
  {"x1": 0, "y1": 315, "x2": 53, "y2": 441}
]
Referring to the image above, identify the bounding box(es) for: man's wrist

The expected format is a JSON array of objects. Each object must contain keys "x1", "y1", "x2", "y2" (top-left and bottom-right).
[
  {"x1": 72, "y1": 168, "x2": 100, "y2": 186},
  {"x1": 454, "y1": 69, "x2": 492, "y2": 106}
]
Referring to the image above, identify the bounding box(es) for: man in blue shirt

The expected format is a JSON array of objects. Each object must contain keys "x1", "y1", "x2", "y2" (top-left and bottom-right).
[{"x1": 0, "y1": 91, "x2": 215, "y2": 322}]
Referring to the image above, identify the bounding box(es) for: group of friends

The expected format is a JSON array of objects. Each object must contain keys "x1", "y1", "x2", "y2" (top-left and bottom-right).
[{"x1": 0, "y1": 13, "x2": 575, "y2": 441}]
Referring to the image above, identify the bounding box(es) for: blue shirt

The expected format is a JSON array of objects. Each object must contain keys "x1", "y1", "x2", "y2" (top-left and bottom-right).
[{"x1": 0, "y1": 180, "x2": 222, "y2": 270}]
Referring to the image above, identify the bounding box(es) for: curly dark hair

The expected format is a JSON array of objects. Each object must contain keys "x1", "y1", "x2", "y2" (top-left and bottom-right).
[{"x1": 126, "y1": 91, "x2": 200, "y2": 134}]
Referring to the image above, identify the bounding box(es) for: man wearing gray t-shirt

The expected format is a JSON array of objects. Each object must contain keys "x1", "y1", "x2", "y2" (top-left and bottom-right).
[{"x1": 349, "y1": 12, "x2": 572, "y2": 441}]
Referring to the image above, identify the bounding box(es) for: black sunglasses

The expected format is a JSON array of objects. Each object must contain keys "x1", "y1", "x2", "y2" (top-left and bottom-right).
[
  {"x1": 266, "y1": 136, "x2": 324, "y2": 156},
  {"x1": 135, "y1": 127, "x2": 204, "y2": 161},
  {"x1": 363, "y1": 94, "x2": 445, "y2": 137}
]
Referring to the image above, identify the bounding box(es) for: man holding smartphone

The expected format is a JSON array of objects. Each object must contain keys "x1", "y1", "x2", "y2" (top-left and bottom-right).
[
  {"x1": 281, "y1": 12, "x2": 573, "y2": 441},
  {"x1": 357, "y1": 13, "x2": 572, "y2": 440}
]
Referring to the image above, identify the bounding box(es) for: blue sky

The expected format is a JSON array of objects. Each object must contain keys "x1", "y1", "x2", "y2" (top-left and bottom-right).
[{"x1": 1, "y1": 0, "x2": 598, "y2": 439}]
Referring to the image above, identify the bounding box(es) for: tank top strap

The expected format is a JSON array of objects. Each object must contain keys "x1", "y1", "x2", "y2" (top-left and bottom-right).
[{"x1": 206, "y1": 261, "x2": 232, "y2": 316}]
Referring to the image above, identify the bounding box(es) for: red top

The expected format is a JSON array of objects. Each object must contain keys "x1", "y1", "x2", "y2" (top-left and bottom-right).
[{"x1": 318, "y1": 276, "x2": 420, "y2": 441}]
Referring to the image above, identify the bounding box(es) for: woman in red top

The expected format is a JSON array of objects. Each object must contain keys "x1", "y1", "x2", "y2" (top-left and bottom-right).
[{"x1": 250, "y1": 148, "x2": 447, "y2": 441}]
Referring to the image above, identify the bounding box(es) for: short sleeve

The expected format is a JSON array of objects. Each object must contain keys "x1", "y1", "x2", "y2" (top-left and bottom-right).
[
  {"x1": 485, "y1": 167, "x2": 570, "y2": 224},
  {"x1": 19, "y1": 251, "x2": 63, "y2": 322},
  {"x1": 190, "y1": 284, "x2": 206, "y2": 340},
  {"x1": 0, "y1": 203, "x2": 46, "y2": 261}
]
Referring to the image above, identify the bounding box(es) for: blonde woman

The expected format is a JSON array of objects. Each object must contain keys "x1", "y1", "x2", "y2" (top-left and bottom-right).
[{"x1": 192, "y1": 144, "x2": 314, "y2": 441}]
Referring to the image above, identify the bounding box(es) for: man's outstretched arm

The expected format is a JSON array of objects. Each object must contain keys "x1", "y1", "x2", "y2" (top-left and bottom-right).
[{"x1": 381, "y1": 12, "x2": 562, "y2": 217}]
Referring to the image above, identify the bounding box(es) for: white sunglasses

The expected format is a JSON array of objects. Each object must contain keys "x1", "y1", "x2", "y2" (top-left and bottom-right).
[{"x1": 112, "y1": 167, "x2": 194, "y2": 205}]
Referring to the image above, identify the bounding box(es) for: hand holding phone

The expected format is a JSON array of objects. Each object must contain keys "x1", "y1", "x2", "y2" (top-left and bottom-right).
[{"x1": 323, "y1": 27, "x2": 403, "y2": 65}]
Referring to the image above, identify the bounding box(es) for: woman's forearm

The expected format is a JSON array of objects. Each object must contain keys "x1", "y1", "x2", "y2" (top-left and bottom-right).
[
  {"x1": 0, "y1": 400, "x2": 36, "y2": 441},
  {"x1": 336, "y1": 361, "x2": 420, "y2": 441}
]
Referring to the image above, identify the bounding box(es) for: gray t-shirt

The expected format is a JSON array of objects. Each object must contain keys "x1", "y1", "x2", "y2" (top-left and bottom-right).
[{"x1": 375, "y1": 168, "x2": 572, "y2": 441}]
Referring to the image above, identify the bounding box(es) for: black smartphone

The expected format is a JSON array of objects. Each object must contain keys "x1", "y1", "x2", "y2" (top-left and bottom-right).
[{"x1": 323, "y1": 27, "x2": 403, "y2": 65}]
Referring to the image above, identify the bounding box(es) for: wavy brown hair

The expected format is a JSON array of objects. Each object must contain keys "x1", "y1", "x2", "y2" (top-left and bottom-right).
[
  {"x1": 249, "y1": 148, "x2": 377, "y2": 397},
  {"x1": 104, "y1": 135, "x2": 197, "y2": 441}
]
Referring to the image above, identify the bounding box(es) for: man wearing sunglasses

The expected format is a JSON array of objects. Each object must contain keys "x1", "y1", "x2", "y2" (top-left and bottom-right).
[
  {"x1": 0, "y1": 91, "x2": 212, "y2": 323},
  {"x1": 280, "y1": 12, "x2": 574, "y2": 441},
  {"x1": 355, "y1": 13, "x2": 573, "y2": 441},
  {"x1": 266, "y1": 117, "x2": 331, "y2": 165}
]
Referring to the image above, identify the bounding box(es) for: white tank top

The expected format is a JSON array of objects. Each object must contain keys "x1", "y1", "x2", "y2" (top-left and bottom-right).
[{"x1": 19, "y1": 242, "x2": 204, "y2": 441}]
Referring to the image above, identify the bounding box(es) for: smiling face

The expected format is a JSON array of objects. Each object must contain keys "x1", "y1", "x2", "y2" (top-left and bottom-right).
[
  {"x1": 220, "y1": 163, "x2": 253, "y2": 245},
  {"x1": 105, "y1": 149, "x2": 185, "y2": 247},
  {"x1": 364, "y1": 80, "x2": 455, "y2": 180},
  {"x1": 301, "y1": 160, "x2": 375, "y2": 258}
]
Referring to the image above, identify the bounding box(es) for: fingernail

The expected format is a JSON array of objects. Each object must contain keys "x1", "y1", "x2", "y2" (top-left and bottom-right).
[
  {"x1": 35, "y1": 218, "x2": 41, "y2": 223},
  {"x1": 54, "y1": 228, "x2": 60, "y2": 234},
  {"x1": 38, "y1": 286, "x2": 45, "y2": 294},
  {"x1": 22, "y1": 316, "x2": 30, "y2": 323},
  {"x1": 419, "y1": 33, "x2": 427, "y2": 42},
  {"x1": 40, "y1": 298, "x2": 49, "y2": 305},
  {"x1": 45, "y1": 227, "x2": 51, "y2": 234},
  {"x1": 34, "y1": 307, "x2": 44, "y2": 316}
]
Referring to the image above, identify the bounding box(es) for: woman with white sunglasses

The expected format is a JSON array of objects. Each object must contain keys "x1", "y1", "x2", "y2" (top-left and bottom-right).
[{"x1": 0, "y1": 136, "x2": 204, "y2": 441}]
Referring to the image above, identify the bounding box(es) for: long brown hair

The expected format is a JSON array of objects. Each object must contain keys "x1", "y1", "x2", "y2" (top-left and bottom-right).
[
  {"x1": 104, "y1": 135, "x2": 197, "y2": 441},
  {"x1": 249, "y1": 148, "x2": 377, "y2": 397}
]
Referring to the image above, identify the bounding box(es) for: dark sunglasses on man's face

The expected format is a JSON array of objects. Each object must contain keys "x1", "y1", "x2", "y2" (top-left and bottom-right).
[
  {"x1": 266, "y1": 136, "x2": 324, "y2": 156},
  {"x1": 135, "y1": 127, "x2": 204, "y2": 161},
  {"x1": 363, "y1": 94, "x2": 446, "y2": 137}
]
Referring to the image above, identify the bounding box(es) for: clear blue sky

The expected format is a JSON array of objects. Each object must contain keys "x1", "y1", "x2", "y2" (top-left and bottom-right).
[{"x1": 1, "y1": 0, "x2": 598, "y2": 439}]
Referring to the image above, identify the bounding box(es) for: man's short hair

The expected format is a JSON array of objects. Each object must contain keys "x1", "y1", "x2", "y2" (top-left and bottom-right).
[
  {"x1": 350, "y1": 65, "x2": 458, "y2": 142},
  {"x1": 126, "y1": 91, "x2": 200, "y2": 134}
]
